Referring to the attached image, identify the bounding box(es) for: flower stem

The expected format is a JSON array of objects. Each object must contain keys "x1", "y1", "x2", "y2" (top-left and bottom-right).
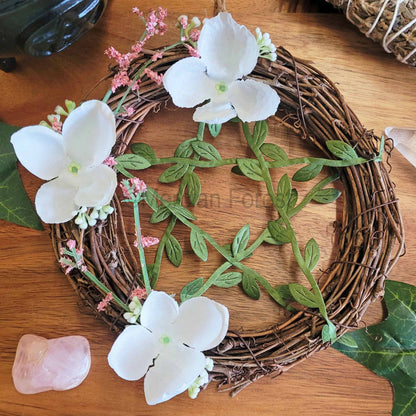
[{"x1": 133, "y1": 201, "x2": 151, "y2": 295}]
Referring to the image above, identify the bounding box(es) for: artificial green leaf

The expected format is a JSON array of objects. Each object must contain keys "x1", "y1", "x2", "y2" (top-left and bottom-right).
[
  {"x1": 312, "y1": 188, "x2": 341, "y2": 204},
  {"x1": 322, "y1": 321, "x2": 337, "y2": 343},
  {"x1": 335, "y1": 333, "x2": 358, "y2": 349},
  {"x1": 0, "y1": 122, "x2": 43, "y2": 230},
  {"x1": 150, "y1": 205, "x2": 170, "y2": 223},
  {"x1": 333, "y1": 280, "x2": 416, "y2": 416},
  {"x1": 167, "y1": 202, "x2": 196, "y2": 221},
  {"x1": 191, "y1": 141, "x2": 221, "y2": 161},
  {"x1": 165, "y1": 234, "x2": 182, "y2": 266},
  {"x1": 190, "y1": 229, "x2": 208, "y2": 262},
  {"x1": 131, "y1": 142, "x2": 157, "y2": 162},
  {"x1": 174, "y1": 138, "x2": 196, "y2": 158},
  {"x1": 263, "y1": 229, "x2": 282, "y2": 245},
  {"x1": 268, "y1": 220, "x2": 291, "y2": 244},
  {"x1": 242, "y1": 270, "x2": 260, "y2": 300},
  {"x1": 221, "y1": 243, "x2": 233, "y2": 257},
  {"x1": 237, "y1": 158, "x2": 263, "y2": 181},
  {"x1": 276, "y1": 174, "x2": 291, "y2": 209},
  {"x1": 114, "y1": 164, "x2": 134, "y2": 178},
  {"x1": 288, "y1": 188, "x2": 298, "y2": 210},
  {"x1": 252, "y1": 120, "x2": 268, "y2": 148},
  {"x1": 304, "y1": 238, "x2": 320, "y2": 271},
  {"x1": 144, "y1": 191, "x2": 158, "y2": 211},
  {"x1": 208, "y1": 123, "x2": 222, "y2": 138},
  {"x1": 185, "y1": 171, "x2": 201, "y2": 206},
  {"x1": 115, "y1": 154, "x2": 151, "y2": 170},
  {"x1": 326, "y1": 140, "x2": 358, "y2": 161},
  {"x1": 260, "y1": 142, "x2": 289, "y2": 163},
  {"x1": 180, "y1": 277, "x2": 204, "y2": 301},
  {"x1": 292, "y1": 163, "x2": 322, "y2": 182},
  {"x1": 214, "y1": 272, "x2": 243, "y2": 288},
  {"x1": 231, "y1": 165, "x2": 244, "y2": 176},
  {"x1": 272, "y1": 284, "x2": 293, "y2": 300},
  {"x1": 232, "y1": 224, "x2": 250, "y2": 256},
  {"x1": 288, "y1": 283, "x2": 318, "y2": 308},
  {"x1": 159, "y1": 163, "x2": 189, "y2": 183}
]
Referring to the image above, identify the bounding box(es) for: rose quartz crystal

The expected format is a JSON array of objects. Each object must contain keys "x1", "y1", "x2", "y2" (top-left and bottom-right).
[{"x1": 12, "y1": 334, "x2": 91, "y2": 394}]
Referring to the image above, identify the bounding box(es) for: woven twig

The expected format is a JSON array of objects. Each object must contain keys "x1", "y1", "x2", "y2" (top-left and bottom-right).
[
  {"x1": 327, "y1": 0, "x2": 416, "y2": 66},
  {"x1": 51, "y1": 45, "x2": 404, "y2": 395}
]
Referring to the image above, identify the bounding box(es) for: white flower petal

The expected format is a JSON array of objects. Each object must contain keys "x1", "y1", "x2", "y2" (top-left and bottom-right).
[
  {"x1": 198, "y1": 12, "x2": 259, "y2": 82},
  {"x1": 385, "y1": 127, "x2": 416, "y2": 167},
  {"x1": 140, "y1": 291, "x2": 179, "y2": 333},
  {"x1": 193, "y1": 101, "x2": 237, "y2": 124},
  {"x1": 11, "y1": 126, "x2": 68, "y2": 180},
  {"x1": 172, "y1": 297, "x2": 229, "y2": 351},
  {"x1": 144, "y1": 343, "x2": 205, "y2": 405},
  {"x1": 63, "y1": 100, "x2": 116, "y2": 168},
  {"x1": 228, "y1": 79, "x2": 280, "y2": 122},
  {"x1": 35, "y1": 178, "x2": 79, "y2": 223},
  {"x1": 163, "y1": 57, "x2": 215, "y2": 108},
  {"x1": 108, "y1": 325, "x2": 158, "y2": 381},
  {"x1": 74, "y1": 164, "x2": 117, "y2": 207}
]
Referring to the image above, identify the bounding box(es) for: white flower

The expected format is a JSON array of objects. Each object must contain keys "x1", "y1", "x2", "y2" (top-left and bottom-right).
[
  {"x1": 108, "y1": 291, "x2": 229, "y2": 405},
  {"x1": 11, "y1": 100, "x2": 117, "y2": 224},
  {"x1": 163, "y1": 12, "x2": 280, "y2": 124}
]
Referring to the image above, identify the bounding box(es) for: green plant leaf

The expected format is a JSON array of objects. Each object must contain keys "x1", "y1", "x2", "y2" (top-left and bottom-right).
[
  {"x1": 292, "y1": 163, "x2": 323, "y2": 182},
  {"x1": 237, "y1": 158, "x2": 263, "y2": 181},
  {"x1": 180, "y1": 277, "x2": 204, "y2": 301},
  {"x1": 336, "y1": 333, "x2": 358, "y2": 349},
  {"x1": 114, "y1": 164, "x2": 134, "y2": 178},
  {"x1": 326, "y1": 140, "x2": 358, "y2": 161},
  {"x1": 288, "y1": 188, "x2": 298, "y2": 210},
  {"x1": 159, "y1": 163, "x2": 189, "y2": 183},
  {"x1": 268, "y1": 220, "x2": 291, "y2": 244},
  {"x1": 208, "y1": 123, "x2": 222, "y2": 138},
  {"x1": 185, "y1": 171, "x2": 201, "y2": 206},
  {"x1": 242, "y1": 270, "x2": 260, "y2": 300},
  {"x1": 333, "y1": 280, "x2": 416, "y2": 416},
  {"x1": 174, "y1": 138, "x2": 196, "y2": 158},
  {"x1": 167, "y1": 202, "x2": 196, "y2": 221},
  {"x1": 0, "y1": 122, "x2": 43, "y2": 230},
  {"x1": 144, "y1": 191, "x2": 158, "y2": 211},
  {"x1": 231, "y1": 165, "x2": 244, "y2": 176},
  {"x1": 191, "y1": 141, "x2": 221, "y2": 161},
  {"x1": 232, "y1": 224, "x2": 250, "y2": 256},
  {"x1": 150, "y1": 205, "x2": 170, "y2": 223},
  {"x1": 304, "y1": 238, "x2": 320, "y2": 271},
  {"x1": 165, "y1": 234, "x2": 182, "y2": 266},
  {"x1": 115, "y1": 154, "x2": 151, "y2": 170},
  {"x1": 252, "y1": 120, "x2": 268, "y2": 148},
  {"x1": 288, "y1": 283, "x2": 319, "y2": 308},
  {"x1": 272, "y1": 284, "x2": 293, "y2": 300},
  {"x1": 260, "y1": 142, "x2": 289, "y2": 163},
  {"x1": 322, "y1": 321, "x2": 337, "y2": 343},
  {"x1": 312, "y1": 188, "x2": 341, "y2": 204},
  {"x1": 214, "y1": 271, "x2": 243, "y2": 288},
  {"x1": 190, "y1": 229, "x2": 208, "y2": 262},
  {"x1": 131, "y1": 142, "x2": 157, "y2": 162},
  {"x1": 276, "y1": 174, "x2": 291, "y2": 209}
]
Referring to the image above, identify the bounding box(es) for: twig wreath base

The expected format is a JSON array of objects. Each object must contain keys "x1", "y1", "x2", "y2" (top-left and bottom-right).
[{"x1": 51, "y1": 45, "x2": 404, "y2": 395}]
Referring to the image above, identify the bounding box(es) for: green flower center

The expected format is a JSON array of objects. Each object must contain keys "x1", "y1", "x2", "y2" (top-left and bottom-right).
[
  {"x1": 68, "y1": 161, "x2": 81, "y2": 175},
  {"x1": 215, "y1": 82, "x2": 228, "y2": 94},
  {"x1": 159, "y1": 334, "x2": 171, "y2": 345}
]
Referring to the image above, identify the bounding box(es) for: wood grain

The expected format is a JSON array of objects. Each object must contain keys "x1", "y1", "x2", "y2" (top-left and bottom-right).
[{"x1": 1, "y1": 1, "x2": 415, "y2": 415}]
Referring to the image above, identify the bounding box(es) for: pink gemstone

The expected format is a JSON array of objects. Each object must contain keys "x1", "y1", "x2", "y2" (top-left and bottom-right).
[{"x1": 12, "y1": 334, "x2": 91, "y2": 394}]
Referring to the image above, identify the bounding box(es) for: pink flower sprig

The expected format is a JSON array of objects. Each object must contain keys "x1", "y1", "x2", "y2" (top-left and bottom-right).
[
  {"x1": 105, "y1": 6, "x2": 168, "y2": 93},
  {"x1": 134, "y1": 236, "x2": 160, "y2": 248},
  {"x1": 144, "y1": 68, "x2": 163, "y2": 85},
  {"x1": 131, "y1": 287, "x2": 148, "y2": 300},
  {"x1": 59, "y1": 239, "x2": 86, "y2": 274},
  {"x1": 97, "y1": 292, "x2": 114, "y2": 312},
  {"x1": 120, "y1": 178, "x2": 147, "y2": 201}
]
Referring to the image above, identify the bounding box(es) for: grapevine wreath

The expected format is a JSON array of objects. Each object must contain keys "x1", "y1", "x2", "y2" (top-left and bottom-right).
[{"x1": 12, "y1": 7, "x2": 404, "y2": 404}]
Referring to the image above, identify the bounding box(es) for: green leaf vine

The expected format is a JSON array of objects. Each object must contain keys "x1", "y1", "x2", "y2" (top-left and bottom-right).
[{"x1": 115, "y1": 119, "x2": 383, "y2": 343}]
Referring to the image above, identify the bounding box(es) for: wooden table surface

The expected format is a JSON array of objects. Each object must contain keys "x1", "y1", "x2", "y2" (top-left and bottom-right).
[{"x1": 1, "y1": 1, "x2": 416, "y2": 415}]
